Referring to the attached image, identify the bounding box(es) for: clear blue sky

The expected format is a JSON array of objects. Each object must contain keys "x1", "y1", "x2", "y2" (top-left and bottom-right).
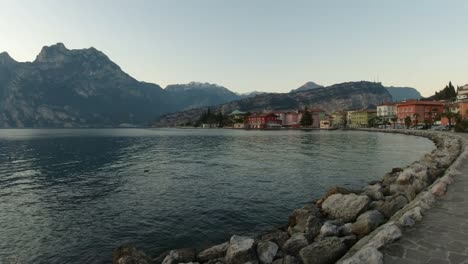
[{"x1": 1, "y1": 0, "x2": 467, "y2": 96}]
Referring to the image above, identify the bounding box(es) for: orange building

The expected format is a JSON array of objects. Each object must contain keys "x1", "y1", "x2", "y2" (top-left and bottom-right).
[
  {"x1": 460, "y1": 100, "x2": 468, "y2": 120},
  {"x1": 396, "y1": 100, "x2": 445, "y2": 126}
]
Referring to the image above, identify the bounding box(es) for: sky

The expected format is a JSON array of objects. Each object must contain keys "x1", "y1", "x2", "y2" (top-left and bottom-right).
[{"x1": 1, "y1": 0, "x2": 467, "y2": 96}]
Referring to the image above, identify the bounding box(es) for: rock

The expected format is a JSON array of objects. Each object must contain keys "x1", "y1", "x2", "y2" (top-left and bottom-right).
[
  {"x1": 257, "y1": 241, "x2": 278, "y2": 264},
  {"x1": 391, "y1": 168, "x2": 403, "y2": 173},
  {"x1": 261, "y1": 231, "x2": 289, "y2": 248},
  {"x1": 351, "y1": 210, "x2": 385, "y2": 237},
  {"x1": 338, "y1": 223, "x2": 353, "y2": 236},
  {"x1": 411, "y1": 178, "x2": 427, "y2": 194},
  {"x1": 198, "y1": 242, "x2": 229, "y2": 263},
  {"x1": 397, "y1": 207, "x2": 423, "y2": 227},
  {"x1": 287, "y1": 206, "x2": 322, "y2": 240},
  {"x1": 338, "y1": 247, "x2": 383, "y2": 264},
  {"x1": 363, "y1": 184, "x2": 384, "y2": 200},
  {"x1": 395, "y1": 169, "x2": 414, "y2": 184},
  {"x1": 389, "y1": 184, "x2": 416, "y2": 202},
  {"x1": 339, "y1": 235, "x2": 357, "y2": 248},
  {"x1": 112, "y1": 245, "x2": 150, "y2": 264},
  {"x1": 162, "y1": 248, "x2": 196, "y2": 264},
  {"x1": 272, "y1": 255, "x2": 299, "y2": 264},
  {"x1": 363, "y1": 223, "x2": 402, "y2": 249},
  {"x1": 318, "y1": 221, "x2": 339, "y2": 238},
  {"x1": 299, "y1": 237, "x2": 348, "y2": 264},
  {"x1": 225, "y1": 235, "x2": 257, "y2": 264},
  {"x1": 282, "y1": 233, "x2": 309, "y2": 256},
  {"x1": 204, "y1": 259, "x2": 225, "y2": 264},
  {"x1": 431, "y1": 181, "x2": 448, "y2": 196},
  {"x1": 371, "y1": 195, "x2": 407, "y2": 218},
  {"x1": 321, "y1": 194, "x2": 370, "y2": 222}
]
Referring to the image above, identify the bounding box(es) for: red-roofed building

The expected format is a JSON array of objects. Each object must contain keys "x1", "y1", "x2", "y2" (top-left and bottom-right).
[
  {"x1": 248, "y1": 113, "x2": 281, "y2": 129},
  {"x1": 396, "y1": 100, "x2": 445, "y2": 126}
]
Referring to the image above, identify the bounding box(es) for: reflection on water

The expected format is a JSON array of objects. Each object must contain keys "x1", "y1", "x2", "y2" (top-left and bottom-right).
[{"x1": 0, "y1": 129, "x2": 434, "y2": 264}]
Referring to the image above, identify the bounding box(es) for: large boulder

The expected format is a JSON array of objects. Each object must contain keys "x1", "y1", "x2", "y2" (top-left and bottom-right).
[
  {"x1": 198, "y1": 242, "x2": 229, "y2": 263},
  {"x1": 287, "y1": 206, "x2": 322, "y2": 240},
  {"x1": 321, "y1": 194, "x2": 370, "y2": 222},
  {"x1": 256, "y1": 241, "x2": 278, "y2": 264},
  {"x1": 318, "y1": 221, "x2": 339, "y2": 238},
  {"x1": 282, "y1": 233, "x2": 309, "y2": 256},
  {"x1": 112, "y1": 245, "x2": 150, "y2": 264},
  {"x1": 351, "y1": 210, "x2": 385, "y2": 237},
  {"x1": 261, "y1": 231, "x2": 289, "y2": 248},
  {"x1": 363, "y1": 184, "x2": 384, "y2": 201},
  {"x1": 299, "y1": 237, "x2": 348, "y2": 264},
  {"x1": 225, "y1": 235, "x2": 257, "y2": 264},
  {"x1": 272, "y1": 255, "x2": 299, "y2": 264},
  {"x1": 162, "y1": 248, "x2": 196, "y2": 264},
  {"x1": 371, "y1": 195, "x2": 407, "y2": 218}
]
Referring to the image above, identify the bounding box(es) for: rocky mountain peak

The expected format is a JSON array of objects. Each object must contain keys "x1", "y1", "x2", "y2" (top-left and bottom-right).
[
  {"x1": 290, "y1": 81, "x2": 323, "y2": 93},
  {"x1": 35, "y1": 42, "x2": 71, "y2": 63},
  {"x1": 0, "y1": 52, "x2": 17, "y2": 65}
]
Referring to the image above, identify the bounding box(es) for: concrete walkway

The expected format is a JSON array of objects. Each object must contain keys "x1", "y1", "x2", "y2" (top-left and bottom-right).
[{"x1": 382, "y1": 133, "x2": 468, "y2": 264}]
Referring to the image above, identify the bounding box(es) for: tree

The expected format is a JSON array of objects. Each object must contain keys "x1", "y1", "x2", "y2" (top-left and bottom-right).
[
  {"x1": 300, "y1": 107, "x2": 313, "y2": 127},
  {"x1": 391, "y1": 116, "x2": 398, "y2": 128},
  {"x1": 443, "y1": 107, "x2": 455, "y2": 127},
  {"x1": 413, "y1": 113, "x2": 420, "y2": 127},
  {"x1": 404, "y1": 116, "x2": 412, "y2": 129}
]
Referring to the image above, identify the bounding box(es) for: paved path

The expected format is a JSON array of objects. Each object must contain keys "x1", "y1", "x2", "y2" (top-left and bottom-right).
[{"x1": 382, "y1": 133, "x2": 468, "y2": 264}]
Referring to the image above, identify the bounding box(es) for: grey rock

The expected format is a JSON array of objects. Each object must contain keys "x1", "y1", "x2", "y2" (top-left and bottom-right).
[
  {"x1": 351, "y1": 210, "x2": 385, "y2": 237},
  {"x1": 287, "y1": 206, "x2": 322, "y2": 240},
  {"x1": 112, "y1": 245, "x2": 150, "y2": 264},
  {"x1": 162, "y1": 248, "x2": 196, "y2": 264},
  {"x1": 256, "y1": 241, "x2": 278, "y2": 264},
  {"x1": 321, "y1": 194, "x2": 370, "y2": 222},
  {"x1": 338, "y1": 223, "x2": 354, "y2": 236},
  {"x1": 197, "y1": 242, "x2": 229, "y2": 262},
  {"x1": 225, "y1": 235, "x2": 257, "y2": 264},
  {"x1": 371, "y1": 195, "x2": 407, "y2": 218},
  {"x1": 261, "y1": 231, "x2": 290, "y2": 248},
  {"x1": 318, "y1": 221, "x2": 339, "y2": 238},
  {"x1": 363, "y1": 184, "x2": 384, "y2": 200},
  {"x1": 282, "y1": 233, "x2": 309, "y2": 256},
  {"x1": 272, "y1": 255, "x2": 299, "y2": 264},
  {"x1": 299, "y1": 237, "x2": 348, "y2": 264}
]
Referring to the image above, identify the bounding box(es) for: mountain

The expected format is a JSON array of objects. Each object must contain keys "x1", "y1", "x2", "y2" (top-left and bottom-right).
[
  {"x1": 0, "y1": 44, "x2": 242, "y2": 128},
  {"x1": 290, "y1": 81, "x2": 323, "y2": 93},
  {"x1": 385, "y1": 86, "x2": 422, "y2": 102},
  {"x1": 164, "y1": 82, "x2": 241, "y2": 110},
  {"x1": 237, "y1": 91, "x2": 267, "y2": 99},
  {"x1": 155, "y1": 81, "x2": 392, "y2": 127}
]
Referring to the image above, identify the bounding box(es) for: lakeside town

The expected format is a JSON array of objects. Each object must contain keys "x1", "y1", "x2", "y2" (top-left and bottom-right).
[{"x1": 197, "y1": 84, "x2": 468, "y2": 132}]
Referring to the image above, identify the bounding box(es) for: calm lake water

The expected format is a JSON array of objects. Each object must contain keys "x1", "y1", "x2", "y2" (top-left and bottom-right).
[{"x1": 0, "y1": 129, "x2": 434, "y2": 264}]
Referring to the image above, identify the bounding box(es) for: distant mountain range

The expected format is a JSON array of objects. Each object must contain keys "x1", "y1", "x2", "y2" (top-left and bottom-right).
[
  {"x1": 0, "y1": 43, "x2": 423, "y2": 128},
  {"x1": 155, "y1": 81, "x2": 393, "y2": 127}
]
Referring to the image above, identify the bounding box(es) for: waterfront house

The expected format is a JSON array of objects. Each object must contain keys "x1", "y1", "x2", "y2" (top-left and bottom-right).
[
  {"x1": 377, "y1": 103, "x2": 397, "y2": 124},
  {"x1": 230, "y1": 110, "x2": 249, "y2": 129},
  {"x1": 349, "y1": 109, "x2": 377, "y2": 128},
  {"x1": 274, "y1": 110, "x2": 303, "y2": 128},
  {"x1": 396, "y1": 100, "x2": 445, "y2": 127},
  {"x1": 320, "y1": 114, "x2": 333, "y2": 129},
  {"x1": 331, "y1": 111, "x2": 347, "y2": 127},
  {"x1": 457, "y1": 84, "x2": 468, "y2": 100},
  {"x1": 248, "y1": 113, "x2": 281, "y2": 129}
]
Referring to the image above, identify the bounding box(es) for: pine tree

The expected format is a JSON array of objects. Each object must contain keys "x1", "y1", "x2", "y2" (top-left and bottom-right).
[{"x1": 300, "y1": 107, "x2": 313, "y2": 127}]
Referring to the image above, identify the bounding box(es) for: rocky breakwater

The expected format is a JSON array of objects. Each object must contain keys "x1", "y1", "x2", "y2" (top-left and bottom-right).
[{"x1": 112, "y1": 130, "x2": 465, "y2": 264}]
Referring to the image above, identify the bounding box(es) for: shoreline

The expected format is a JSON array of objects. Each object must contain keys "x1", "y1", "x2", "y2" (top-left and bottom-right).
[{"x1": 114, "y1": 130, "x2": 466, "y2": 264}]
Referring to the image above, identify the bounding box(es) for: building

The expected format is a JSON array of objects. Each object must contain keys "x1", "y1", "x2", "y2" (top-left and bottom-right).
[
  {"x1": 349, "y1": 109, "x2": 377, "y2": 128},
  {"x1": 396, "y1": 100, "x2": 445, "y2": 126},
  {"x1": 230, "y1": 110, "x2": 248, "y2": 129},
  {"x1": 320, "y1": 114, "x2": 333, "y2": 129},
  {"x1": 275, "y1": 110, "x2": 302, "y2": 128},
  {"x1": 248, "y1": 113, "x2": 281, "y2": 129},
  {"x1": 457, "y1": 84, "x2": 468, "y2": 100},
  {"x1": 377, "y1": 103, "x2": 397, "y2": 123},
  {"x1": 460, "y1": 100, "x2": 468, "y2": 120},
  {"x1": 331, "y1": 111, "x2": 347, "y2": 127}
]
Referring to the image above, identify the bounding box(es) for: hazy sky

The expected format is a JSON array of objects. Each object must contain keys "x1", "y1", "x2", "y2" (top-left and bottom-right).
[{"x1": 1, "y1": 0, "x2": 467, "y2": 96}]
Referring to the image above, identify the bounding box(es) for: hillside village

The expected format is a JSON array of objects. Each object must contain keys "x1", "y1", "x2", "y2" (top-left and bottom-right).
[{"x1": 197, "y1": 84, "x2": 468, "y2": 132}]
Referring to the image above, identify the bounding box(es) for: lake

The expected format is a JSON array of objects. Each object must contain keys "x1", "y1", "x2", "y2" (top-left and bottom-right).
[{"x1": 0, "y1": 129, "x2": 434, "y2": 264}]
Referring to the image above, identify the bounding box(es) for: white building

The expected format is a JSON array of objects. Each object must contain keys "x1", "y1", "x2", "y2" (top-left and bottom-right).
[
  {"x1": 377, "y1": 103, "x2": 397, "y2": 118},
  {"x1": 457, "y1": 84, "x2": 468, "y2": 100}
]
